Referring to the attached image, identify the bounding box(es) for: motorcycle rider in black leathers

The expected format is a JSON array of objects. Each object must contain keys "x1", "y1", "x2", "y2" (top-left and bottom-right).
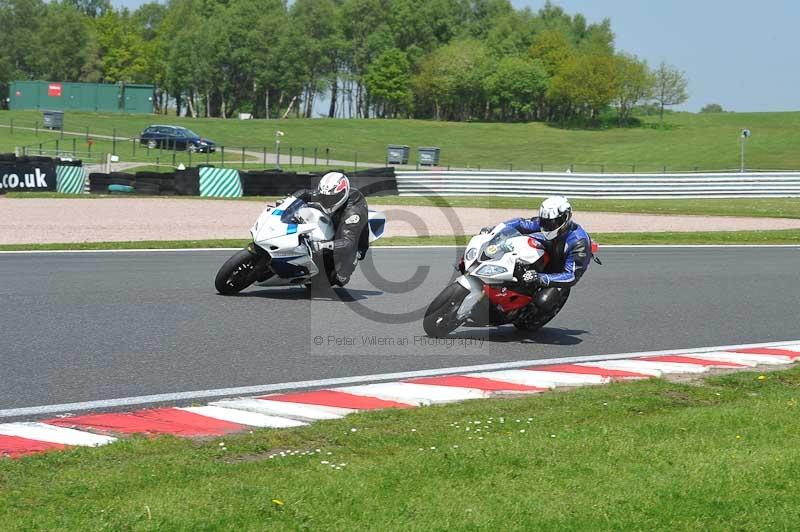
[
  {"x1": 293, "y1": 171, "x2": 368, "y2": 287},
  {"x1": 485, "y1": 196, "x2": 593, "y2": 317}
]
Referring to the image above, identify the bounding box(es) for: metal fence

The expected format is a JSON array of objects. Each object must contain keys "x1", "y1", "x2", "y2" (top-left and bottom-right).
[{"x1": 395, "y1": 171, "x2": 800, "y2": 199}]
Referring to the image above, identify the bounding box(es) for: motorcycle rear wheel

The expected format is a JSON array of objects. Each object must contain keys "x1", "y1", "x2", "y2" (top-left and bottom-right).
[
  {"x1": 215, "y1": 249, "x2": 260, "y2": 294},
  {"x1": 423, "y1": 283, "x2": 470, "y2": 337}
]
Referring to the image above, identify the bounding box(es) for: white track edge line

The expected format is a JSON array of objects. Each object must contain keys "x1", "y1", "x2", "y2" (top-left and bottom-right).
[{"x1": 1, "y1": 339, "x2": 796, "y2": 419}]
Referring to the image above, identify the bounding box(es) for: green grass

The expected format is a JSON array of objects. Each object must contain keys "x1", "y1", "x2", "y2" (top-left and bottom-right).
[
  {"x1": 3, "y1": 109, "x2": 800, "y2": 171},
  {"x1": 1, "y1": 230, "x2": 800, "y2": 252},
  {"x1": 2, "y1": 366, "x2": 800, "y2": 530},
  {"x1": 367, "y1": 196, "x2": 800, "y2": 219},
  {"x1": 7, "y1": 192, "x2": 800, "y2": 220}
]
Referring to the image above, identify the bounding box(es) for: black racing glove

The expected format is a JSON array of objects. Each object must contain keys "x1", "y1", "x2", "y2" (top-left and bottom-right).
[
  {"x1": 311, "y1": 240, "x2": 335, "y2": 252},
  {"x1": 479, "y1": 226, "x2": 492, "y2": 234},
  {"x1": 521, "y1": 270, "x2": 545, "y2": 287}
]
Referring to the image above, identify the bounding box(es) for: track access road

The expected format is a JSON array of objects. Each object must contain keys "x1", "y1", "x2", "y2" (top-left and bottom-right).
[{"x1": 2, "y1": 246, "x2": 799, "y2": 412}]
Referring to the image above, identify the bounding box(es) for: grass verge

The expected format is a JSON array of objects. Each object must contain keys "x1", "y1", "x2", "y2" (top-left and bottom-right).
[
  {"x1": 5, "y1": 109, "x2": 800, "y2": 171},
  {"x1": 2, "y1": 230, "x2": 800, "y2": 252},
  {"x1": 2, "y1": 366, "x2": 799, "y2": 530}
]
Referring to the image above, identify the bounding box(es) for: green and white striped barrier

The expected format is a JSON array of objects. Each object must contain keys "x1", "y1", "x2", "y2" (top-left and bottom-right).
[
  {"x1": 199, "y1": 167, "x2": 242, "y2": 198},
  {"x1": 56, "y1": 166, "x2": 87, "y2": 195}
]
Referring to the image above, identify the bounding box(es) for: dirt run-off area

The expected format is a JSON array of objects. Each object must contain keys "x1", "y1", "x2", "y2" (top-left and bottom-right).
[{"x1": 3, "y1": 197, "x2": 800, "y2": 245}]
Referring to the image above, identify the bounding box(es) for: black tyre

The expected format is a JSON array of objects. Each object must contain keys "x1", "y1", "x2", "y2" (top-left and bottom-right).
[
  {"x1": 513, "y1": 289, "x2": 571, "y2": 332},
  {"x1": 215, "y1": 249, "x2": 259, "y2": 294},
  {"x1": 423, "y1": 283, "x2": 470, "y2": 337}
]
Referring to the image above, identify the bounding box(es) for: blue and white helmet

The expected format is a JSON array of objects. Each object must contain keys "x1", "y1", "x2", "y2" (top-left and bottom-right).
[
  {"x1": 539, "y1": 196, "x2": 572, "y2": 240},
  {"x1": 315, "y1": 172, "x2": 350, "y2": 214}
]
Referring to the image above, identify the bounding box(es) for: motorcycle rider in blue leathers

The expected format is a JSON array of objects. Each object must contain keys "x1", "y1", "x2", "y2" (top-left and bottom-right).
[{"x1": 495, "y1": 196, "x2": 593, "y2": 318}]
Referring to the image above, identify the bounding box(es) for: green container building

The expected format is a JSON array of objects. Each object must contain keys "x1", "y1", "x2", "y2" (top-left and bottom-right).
[{"x1": 9, "y1": 81, "x2": 154, "y2": 114}]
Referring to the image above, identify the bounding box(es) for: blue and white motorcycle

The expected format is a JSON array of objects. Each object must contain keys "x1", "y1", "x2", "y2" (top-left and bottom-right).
[{"x1": 214, "y1": 195, "x2": 386, "y2": 295}]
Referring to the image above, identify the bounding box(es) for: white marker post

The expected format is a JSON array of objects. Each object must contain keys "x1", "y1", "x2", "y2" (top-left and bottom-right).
[
  {"x1": 275, "y1": 130, "x2": 285, "y2": 170},
  {"x1": 740, "y1": 128, "x2": 751, "y2": 172}
]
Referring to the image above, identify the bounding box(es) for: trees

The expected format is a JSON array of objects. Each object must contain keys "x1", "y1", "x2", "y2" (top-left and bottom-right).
[
  {"x1": 549, "y1": 52, "x2": 619, "y2": 123},
  {"x1": 0, "y1": 0, "x2": 691, "y2": 126},
  {"x1": 484, "y1": 57, "x2": 549, "y2": 121},
  {"x1": 34, "y1": 2, "x2": 92, "y2": 82},
  {"x1": 613, "y1": 54, "x2": 653, "y2": 125},
  {"x1": 412, "y1": 39, "x2": 490, "y2": 121},
  {"x1": 652, "y1": 61, "x2": 689, "y2": 122},
  {"x1": 700, "y1": 103, "x2": 724, "y2": 113},
  {"x1": 364, "y1": 48, "x2": 413, "y2": 117}
]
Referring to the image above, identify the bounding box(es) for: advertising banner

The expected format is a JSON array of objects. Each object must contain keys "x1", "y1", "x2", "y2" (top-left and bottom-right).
[{"x1": 0, "y1": 161, "x2": 58, "y2": 192}]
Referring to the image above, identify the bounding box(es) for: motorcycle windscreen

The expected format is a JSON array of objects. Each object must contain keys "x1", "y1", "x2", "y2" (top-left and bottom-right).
[
  {"x1": 278, "y1": 199, "x2": 308, "y2": 224},
  {"x1": 480, "y1": 226, "x2": 522, "y2": 260}
]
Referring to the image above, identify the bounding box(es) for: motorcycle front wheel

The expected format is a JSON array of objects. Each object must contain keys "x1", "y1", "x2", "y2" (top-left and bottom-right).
[
  {"x1": 215, "y1": 248, "x2": 261, "y2": 294},
  {"x1": 423, "y1": 283, "x2": 470, "y2": 337}
]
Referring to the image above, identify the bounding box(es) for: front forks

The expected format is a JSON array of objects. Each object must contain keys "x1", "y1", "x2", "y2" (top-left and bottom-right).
[{"x1": 455, "y1": 275, "x2": 485, "y2": 321}]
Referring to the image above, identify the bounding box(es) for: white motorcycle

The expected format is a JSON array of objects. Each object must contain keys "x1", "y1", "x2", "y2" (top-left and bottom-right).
[
  {"x1": 215, "y1": 195, "x2": 386, "y2": 295},
  {"x1": 423, "y1": 224, "x2": 567, "y2": 337}
]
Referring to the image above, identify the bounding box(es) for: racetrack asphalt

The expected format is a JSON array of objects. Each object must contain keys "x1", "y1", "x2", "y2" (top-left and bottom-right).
[{"x1": 2, "y1": 246, "x2": 799, "y2": 413}]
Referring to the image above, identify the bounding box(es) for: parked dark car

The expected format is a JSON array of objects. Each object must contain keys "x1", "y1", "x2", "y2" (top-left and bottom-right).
[{"x1": 139, "y1": 125, "x2": 216, "y2": 153}]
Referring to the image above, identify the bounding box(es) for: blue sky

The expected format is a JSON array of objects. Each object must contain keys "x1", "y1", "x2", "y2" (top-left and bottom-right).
[
  {"x1": 512, "y1": 0, "x2": 799, "y2": 112},
  {"x1": 113, "y1": 0, "x2": 799, "y2": 112}
]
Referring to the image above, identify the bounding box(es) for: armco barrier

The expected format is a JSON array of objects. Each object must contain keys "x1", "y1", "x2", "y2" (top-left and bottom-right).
[{"x1": 395, "y1": 171, "x2": 800, "y2": 199}]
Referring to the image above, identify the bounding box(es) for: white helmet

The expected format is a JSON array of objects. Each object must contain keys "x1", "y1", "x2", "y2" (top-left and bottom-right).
[
  {"x1": 539, "y1": 196, "x2": 572, "y2": 240},
  {"x1": 314, "y1": 172, "x2": 350, "y2": 214}
]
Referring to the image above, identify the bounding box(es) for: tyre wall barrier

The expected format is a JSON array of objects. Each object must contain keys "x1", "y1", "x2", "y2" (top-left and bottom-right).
[
  {"x1": 0, "y1": 155, "x2": 65, "y2": 193},
  {"x1": 89, "y1": 170, "x2": 180, "y2": 196},
  {"x1": 239, "y1": 167, "x2": 398, "y2": 197},
  {"x1": 56, "y1": 165, "x2": 86, "y2": 194},
  {"x1": 83, "y1": 166, "x2": 399, "y2": 197},
  {"x1": 395, "y1": 170, "x2": 800, "y2": 199},
  {"x1": 200, "y1": 167, "x2": 242, "y2": 198},
  {"x1": 0, "y1": 154, "x2": 86, "y2": 194}
]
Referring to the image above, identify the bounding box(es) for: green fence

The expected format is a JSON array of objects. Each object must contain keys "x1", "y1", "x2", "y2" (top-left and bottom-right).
[{"x1": 9, "y1": 81, "x2": 153, "y2": 114}]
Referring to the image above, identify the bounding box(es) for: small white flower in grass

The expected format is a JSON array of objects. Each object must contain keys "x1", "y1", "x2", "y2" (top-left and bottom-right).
[
  {"x1": 321, "y1": 460, "x2": 330, "y2": 464},
  {"x1": 516, "y1": 419, "x2": 521, "y2": 423},
  {"x1": 453, "y1": 445, "x2": 459, "y2": 449},
  {"x1": 519, "y1": 429, "x2": 525, "y2": 433},
  {"x1": 474, "y1": 421, "x2": 481, "y2": 424},
  {"x1": 411, "y1": 428, "x2": 417, "y2": 432},
  {"x1": 478, "y1": 437, "x2": 484, "y2": 440},
  {"x1": 316, "y1": 449, "x2": 321, "y2": 453},
  {"x1": 339, "y1": 463, "x2": 347, "y2": 467},
  {"x1": 468, "y1": 436, "x2": 473, "y2": 440},
  {"x1": 499, "y1": 418, "x2": 505, "y2": 423},
  {"x1": 419, "y1": 448, "x2": 424, "y2": 451},
  {"x1": 350, "y1": 428, "x2": 358, "y2": 432},
  {"x1": 430, "y1": 446, "x2": 436, "y2": 450},
  {"x1": 465, "y1": 427, "x2": 471, "y2": 431},
  {"x1": 327, "y1": 452, "x2": 333, "y2": 455},
  {"x1": 527, "y1": 417, "x2": 533, "y2": 421},
  {"x1": 551, "y1": 434, "x2": 556, "y2": 438},
  {"x1": 219, "y1": 442, "x2": 225, "y2": 447},
  {"x1": 487, "y1": 420, "x2": 492, "y2": 424}
]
